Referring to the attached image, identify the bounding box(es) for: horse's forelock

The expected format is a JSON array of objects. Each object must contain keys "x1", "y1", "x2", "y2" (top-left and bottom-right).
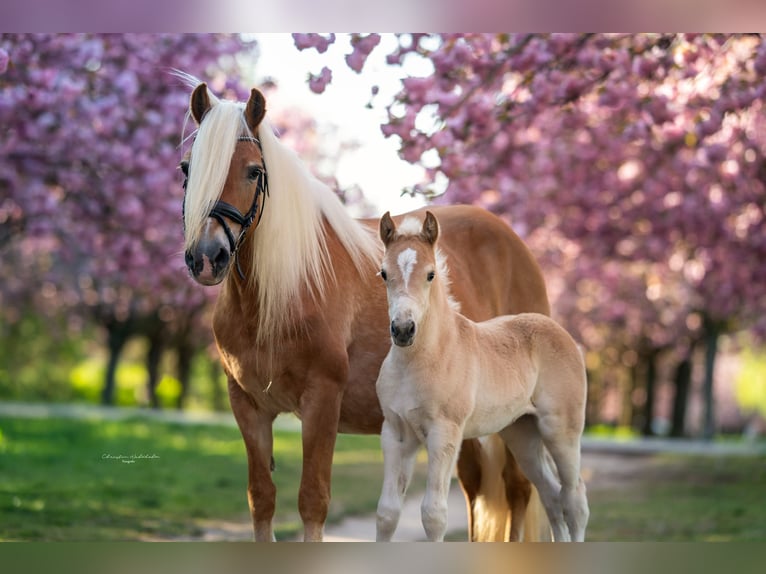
[{"x1": 183, "y1": 99, "x2": 251, "y2": 250}]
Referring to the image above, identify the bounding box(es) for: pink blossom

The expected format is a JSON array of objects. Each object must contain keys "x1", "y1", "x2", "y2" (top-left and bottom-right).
[{"x1": 307, "y1": 66, "x2": 332, "y2": 94}]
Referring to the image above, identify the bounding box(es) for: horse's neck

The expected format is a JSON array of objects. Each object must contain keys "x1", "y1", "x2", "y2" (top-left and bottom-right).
[{"x1": 221, "y1": 218, "x2": 361, "y2": 324}]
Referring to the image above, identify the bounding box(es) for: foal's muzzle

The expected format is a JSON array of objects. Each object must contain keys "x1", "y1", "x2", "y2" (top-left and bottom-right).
[{"x1": 391, "y1": 319, "x2": 416, "y2": 347}]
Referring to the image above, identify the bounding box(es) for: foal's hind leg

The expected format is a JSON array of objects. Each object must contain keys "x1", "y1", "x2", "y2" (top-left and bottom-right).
[
  {"x1": 376, "y1": 419, "x2": 420, "y2": 541},
  {"x1": 537, "y1": 420, "x2": 589, "y2": 542},
  {"x1": 500, "y1": 416, "x2": 570, "y2": 541}
]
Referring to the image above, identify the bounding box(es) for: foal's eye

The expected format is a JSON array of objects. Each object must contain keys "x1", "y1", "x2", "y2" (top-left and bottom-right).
[
  {"x1": 380, "y1": 269, "x2": 388, "y2": 281},
  {"x1": 247, "y1": 165, "x2": 262, "y2": 181},
  {"x1": 179, "y1": 161, "x2": 189, "y2": 177},
  {"x1": 426, "y1": 271, "x2": 435, "y2": 282}
]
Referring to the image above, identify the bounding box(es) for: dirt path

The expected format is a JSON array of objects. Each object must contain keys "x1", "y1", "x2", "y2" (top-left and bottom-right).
[{"x1": 163, "y1": 449, "x2": 675, "y2": 542}]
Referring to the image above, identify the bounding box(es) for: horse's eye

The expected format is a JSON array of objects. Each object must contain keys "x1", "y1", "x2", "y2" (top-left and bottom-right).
[
  {"x1": 179, "y1": 161, "x2": 189, "y2": 177},
  {"x1": 380, "y1": 269, "x2": 387, "y2": 281},
  {"x1": 247, "y1": 165, "x2": 262, "y2": 181},
  {"x1": 427, "y1": 271, "x2": 435, "y2": 282}
]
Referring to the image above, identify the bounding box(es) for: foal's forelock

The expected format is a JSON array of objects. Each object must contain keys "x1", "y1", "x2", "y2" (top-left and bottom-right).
[{"x1": 183, "y1": 100, "x2": 254, "y2": 251}]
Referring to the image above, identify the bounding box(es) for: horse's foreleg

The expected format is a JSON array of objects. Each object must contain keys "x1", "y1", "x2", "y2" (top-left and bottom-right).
[
  {"x1": 297, "y1": 379, "x2": 343, "y2": 542},
  {"x1": 455, "y1": 439, "x2": 483, "y2": 541},
  {"x1": 422, "y1": 422, "x2": 462, "y2": 541},
  {"x1": 376, "y1": 419, "x2": 419, "y2": 541},
  {"x1": 228, "y1": 378, "x2": 276, "y2": 541}
]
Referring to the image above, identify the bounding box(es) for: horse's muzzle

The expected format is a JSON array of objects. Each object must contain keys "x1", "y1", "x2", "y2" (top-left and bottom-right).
[
  {"x1": 391, "y1": 319, "x2": 416, "y2": 347},
  {"x1": 185, "y1": 238, "x2": 231, "y2": 286}
]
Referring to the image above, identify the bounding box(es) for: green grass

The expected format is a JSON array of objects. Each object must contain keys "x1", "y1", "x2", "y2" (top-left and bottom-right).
[
  {"x1": 3, "y1": 414, "x2": 765, "y2": 542},
  {"x1": 0, "y1": 416, "x2": 386, "y2": 541},
  {"x1": 585, "y1": 453, "x2": 766, "y2": 541}
]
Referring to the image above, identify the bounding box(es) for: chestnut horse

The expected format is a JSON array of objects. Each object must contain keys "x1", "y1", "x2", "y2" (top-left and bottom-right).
[
  {"x1": 179, "y1": 81, "x2": 551, "y2": 541},
  {"x1": 375, "y1": 212, "x2": 589, "y2": 542}
]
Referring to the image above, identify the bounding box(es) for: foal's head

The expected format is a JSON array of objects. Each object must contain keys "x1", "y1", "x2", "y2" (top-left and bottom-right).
[
  {"x1": 182, "y1": 83, "x2": 268, "y2": 285},
  {"x1": 379, "y1": 211, "x2": 442, "y2": 347}
]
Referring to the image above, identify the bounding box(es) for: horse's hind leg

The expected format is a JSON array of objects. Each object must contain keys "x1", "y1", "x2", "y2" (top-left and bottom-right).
[
  {"x1": 422, "y1": 421, "x2": 463, "y2": 541},
  {"x1": 500, "y1": 416, "x2": 569, "y2": 541},
  {"x1": 376, "y1": 419, "x2": 420, "y2": 541},
  {"x1": 503, "y1": 450, "x2": 532, "y2": 541},
  {"x1": 228, "y1": 377, "x2": 277, "y2": 542}
]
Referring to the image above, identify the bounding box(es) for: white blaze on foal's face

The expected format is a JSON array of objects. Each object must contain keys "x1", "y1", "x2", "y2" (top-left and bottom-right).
[
  {"x1": 397, "y1": 247, "x2": 417, "y2": 290},
  {"x1": 381, "y1": 241, "x2": 437, "y2": 346}
]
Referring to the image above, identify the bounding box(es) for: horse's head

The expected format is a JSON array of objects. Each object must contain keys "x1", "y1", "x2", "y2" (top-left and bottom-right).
[
  {"x1": 378, "y1": 211, "x2": 441, "y2": 347},
  {"x1": 182, "y1": 83, "x2": 269, "y2": 285}
]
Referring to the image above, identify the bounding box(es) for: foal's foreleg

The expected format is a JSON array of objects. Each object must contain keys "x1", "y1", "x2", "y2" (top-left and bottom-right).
[
  {"x1": 228, "y1": 378, "x2": 277, "y2": 542},
  {"x1": 376, "y1": 420, "x2": 420, "y2": 541},
  {"x1": 422, "y1": 422, "x2": 463, "y2": 541}
]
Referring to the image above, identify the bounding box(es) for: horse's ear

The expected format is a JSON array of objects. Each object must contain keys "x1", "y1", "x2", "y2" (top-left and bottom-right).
[
  {"x1": 190, "y1": 83, "x2": 212, "y2": 126},
  {"x1": 422, "y1": 211, "x2": 439, "y2": 244},
  {"x1": 245, "y1": 88, "x2": 267, "y2": 131},
  {"x1": 379, "y1": 212, "x2": 397, "y2": 246}
]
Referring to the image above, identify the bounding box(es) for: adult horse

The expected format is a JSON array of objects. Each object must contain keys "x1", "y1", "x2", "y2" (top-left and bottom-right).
[{"x1": 180, "y1": 81, "x2": 551, "y2": 541}]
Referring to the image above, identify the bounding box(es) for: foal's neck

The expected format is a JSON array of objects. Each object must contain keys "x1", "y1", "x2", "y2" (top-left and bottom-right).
[{"x1": 411, "y1": 282, "x2": 461, "y2": 354}]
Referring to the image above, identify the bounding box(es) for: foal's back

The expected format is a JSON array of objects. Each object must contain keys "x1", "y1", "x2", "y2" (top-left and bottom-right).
[{"x1": 459, "y1": 312, "x2": 586, "y2": 439}]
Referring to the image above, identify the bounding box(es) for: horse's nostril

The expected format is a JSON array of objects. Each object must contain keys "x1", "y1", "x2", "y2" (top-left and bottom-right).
[
  {"x1": 406, "y1": 321, "x2": 416, "y2": 337},
  {"x1": 213, "y1": 246, "x2": 230, "y2": 271},
  {"x1": 185, "y1": 250, "x2": 202, "y2": 275}
]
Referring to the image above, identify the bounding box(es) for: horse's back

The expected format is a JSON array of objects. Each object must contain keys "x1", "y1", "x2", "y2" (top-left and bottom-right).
[{"x1": 429, "y1": 205, "x2": 550, "y2": 320}]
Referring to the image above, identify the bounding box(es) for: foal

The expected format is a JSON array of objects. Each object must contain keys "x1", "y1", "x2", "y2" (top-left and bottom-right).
[{"x1": 374, "y1": 212, "x2": 589, "y2": 542}]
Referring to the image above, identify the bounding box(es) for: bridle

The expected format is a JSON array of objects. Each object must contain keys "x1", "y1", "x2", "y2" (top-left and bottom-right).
[{"x1": 183, "y1": 135, "x2": 269, "y2": 280}]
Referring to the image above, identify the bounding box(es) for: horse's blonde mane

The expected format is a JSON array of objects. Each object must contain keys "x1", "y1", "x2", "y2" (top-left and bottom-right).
[
  {"x1": 180, "y1": 78, "x2": 379, "y2": 342},
  {"x1": 250, "y1": 118, "x2": 379, "y2": 340}
]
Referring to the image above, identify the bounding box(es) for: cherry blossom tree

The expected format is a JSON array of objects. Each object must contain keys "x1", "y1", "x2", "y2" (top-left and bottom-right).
[
  {"x1": 1, "y1": 34, "x2": 367, "y2": 407},
  {"x1": 0, "y1": 33, "x2": 253, "y2": 405},
  {"x1": 294, "y1": 33, "x2": 766, "y2": 437}
]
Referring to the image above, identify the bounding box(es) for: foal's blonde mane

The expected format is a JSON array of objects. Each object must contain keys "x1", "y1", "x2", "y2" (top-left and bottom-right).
[{"x1": 181, "y1": 80, "x2": 379, "y2": 342}]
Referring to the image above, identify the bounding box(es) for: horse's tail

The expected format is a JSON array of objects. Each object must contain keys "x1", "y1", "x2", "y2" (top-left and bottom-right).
[
  {"x1": 458, "y1": 434, "x2": 552, "y2": 542},
  {"x1": 522, "y1": 483, "x2": 552, "y2": 542}
]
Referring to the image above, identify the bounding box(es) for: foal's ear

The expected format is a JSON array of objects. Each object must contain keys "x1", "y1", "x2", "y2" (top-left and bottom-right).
[
  {"x1": 379, "y1": 211, "x2": 397, "y2": 246},
  {"x1": 245, "y1": 88, "x2": 267, "y2": 131},
  {"x1": 422, "y1": 211, "x2": 439, "y2": 244},
  {"x1": 190, "y1": 83, "x2": 212, "y2": 126}
]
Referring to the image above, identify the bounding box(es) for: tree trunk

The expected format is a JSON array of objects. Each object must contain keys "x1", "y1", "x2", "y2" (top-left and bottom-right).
[
  {"x1": 175, "y1": 339, "x2": 194, "y2": 411},
  {"x1": 209, "y1": 360, "x2": 226, "y2": 412},
  {"x1": 702, "y1": 317, "x2": 721, "y2": 441},
  {"x1": 145, "y1": 330, "x2": 164, "y2": 409},
  {"x1": 670, "y1": 353, "x2": 693, "y2": 438},
  {"x1": 102, "y1": 321, "x2": 129, "y2": 405},
  {"x1": 641, "y1": 350, "x2": 659, "y2": 436},
  {"x1": 620, "y1": 365, "x2": 636, "y2": 428},
  {"x1": 584, "y1": 368, "x2": 600, "y2": 428}
]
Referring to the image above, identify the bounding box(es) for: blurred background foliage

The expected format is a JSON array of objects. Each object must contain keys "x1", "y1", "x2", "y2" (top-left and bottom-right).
[{"x1": 1, "y1": 33, "x2": 765, "y2": 441}]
